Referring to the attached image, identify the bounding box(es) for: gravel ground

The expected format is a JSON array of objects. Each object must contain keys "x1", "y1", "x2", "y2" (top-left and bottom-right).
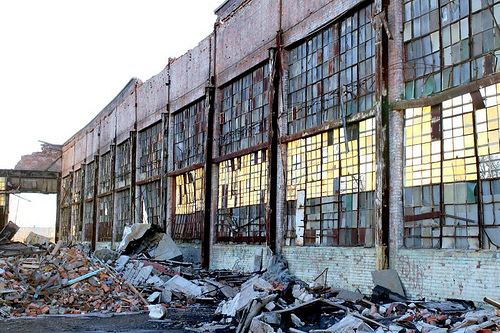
[{"x1": 0, "y1": 305, "x2": 217, "y2": 333}]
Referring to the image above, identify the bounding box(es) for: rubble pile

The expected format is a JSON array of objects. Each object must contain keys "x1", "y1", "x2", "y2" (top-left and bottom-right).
[
  {"x1": 183, "y1": 264, "x2": 500, "y2": 333},
  {"x1": 1, "y1": 221, "x2": 500, "y2": 333},
  {"x1": 0, "y1": 241, "x2": 145, "y2": 317}
]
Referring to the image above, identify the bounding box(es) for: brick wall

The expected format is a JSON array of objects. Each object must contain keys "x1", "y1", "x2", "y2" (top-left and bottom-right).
[
  {"x1": 177, "y1": 243, "x2": 202, "y2": 264},
  {"x1": 210, "y1": 244, "x2": 268, "y2": 272},
  {"x1": 282, "y1": 247, "x2": 377, "y2": 294},
  {"x1": 394, "y1": 250, "x2": 500, "y2": 303}
]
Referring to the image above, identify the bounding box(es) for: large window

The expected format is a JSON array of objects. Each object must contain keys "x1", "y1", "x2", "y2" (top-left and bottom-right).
[
  {"x1": 217, "y1": 150, "x2": 268, "y2": 242},
  {"x1": 114, "y1": 189, "x2": 131, "y2": 242},
  {"x1": 173, "y1": 169, "x2": 204, "y2": 240},
  {"x1": 99, "y1": 152, "x2": 113, "y2": 194},
  {"x1": 220, "y1": 64, "x2": 270, "y2": 155},
  {"x1": 286, "y1": 118, "x2": 376, "y2": 246},
  {"x1": 287, "y1": 4, "x2": 375, "y2": 135},
  {"x1": 174, "y1": 100, "x2": 206, "y2": 170},
  {"x1": 140, "y1": 181, "x2": 161, "y2": 226},
  {"x1": 404, "y1": 84, "x2": 500, "y2": 249},
  {"x1": 116, "y1": 140, "x2": 131, "y2": 189},
  {"x1": 404, "y1": 0, "x2": 500, "y2": 99},
  {"x1": 71, "y1": 169, "x2": 83, "y2": 240},
  {"x1": 138, "y1": 123, "x2": 162, "y2": 179}
]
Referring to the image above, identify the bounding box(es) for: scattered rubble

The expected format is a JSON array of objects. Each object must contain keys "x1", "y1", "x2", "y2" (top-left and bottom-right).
[{"x1": 1, "y1": 226, "x2": 500, "y2": 333}]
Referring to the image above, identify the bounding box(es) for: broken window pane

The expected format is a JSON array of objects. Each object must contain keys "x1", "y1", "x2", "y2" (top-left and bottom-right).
[
  {"x1": 174, "y1": 99, "x2": 206, "y2": 169},
  {"x1": 404, "y1": 85, "x2": 500, "y2": 249},
  {"x1": 287, "y1": 4, "x2": 375, "y2": 135},
  {"x1": 173, "y1": 168, "x2": 204, "y2": 241},
  {"x1": 404, "y1": 0, "x2": 500, "y2": 97},
  {"x1": 286, "y1": 118, "x2": 375, "y2": 247},
  {"x1": 220, "y1": 65, "x2": 269, "y2": 155},
  {"x1": 97, "y1": 195, "x2": 112, "y2": 242},
  {"x1": 114, "y1": 189, "x2": 131, "y2": 243},
  {"x1": 138, "y1": 122, "x2": 162, "y2": 180},
  {"x1": 98, "y1": 152, "x2": 113, "y2": 195},
  {"x1": 140, "y1": 181, "x2": 162, "y2": 227},
  {"x1": 217, "y1": 150, "x2": 267, "y2": 243},
  {"x1": 115, "y1": 140, "x2": 131, "y2": 189}
]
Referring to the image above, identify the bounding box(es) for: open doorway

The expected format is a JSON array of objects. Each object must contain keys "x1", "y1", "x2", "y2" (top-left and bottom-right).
[{"x1": 8, "y1": 193, "x2": 57, "y2": 242}]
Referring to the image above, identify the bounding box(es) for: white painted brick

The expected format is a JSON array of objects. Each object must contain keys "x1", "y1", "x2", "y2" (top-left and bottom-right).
[{"x1": 282, "y1": 247, "x2": 377, "y2": 294}]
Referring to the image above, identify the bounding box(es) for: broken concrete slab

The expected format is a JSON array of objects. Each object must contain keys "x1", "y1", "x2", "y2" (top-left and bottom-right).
[
  {"x1": 337, "y1": 289, "x2": 365, "y2": 302},
  {"x1": 217, "y1": 276, "x2": 273, "y2": 317},
  {"x1": 147, "y1": 291, "x2": 162, "y2": 303},
  {"x1": 25, "y1": 231, "x2": 51, "y2": 248},
  {"x1": 371, "y1": 269, "x2": 406, "y2": 297},
  {"x1": 163, "y1": 275, "x2": 203, "y2": 299},
  {"x1": 114, "y1": 255, "x2": 130, "y2": 272},
  {"x1": 151, "y1": 233, "x2": 183, "y2": 261},
  {"x1": 117, "y1": 223, "x2": 151, "y2": 252},
  {"x1": 326, "y1": 314, "x2": 374, "y2": 332}
]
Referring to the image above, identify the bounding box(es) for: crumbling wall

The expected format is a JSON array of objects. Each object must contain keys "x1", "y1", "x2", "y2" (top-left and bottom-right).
[{"x1": 15, "y1": 142, "x2": 62, "y2": 172}]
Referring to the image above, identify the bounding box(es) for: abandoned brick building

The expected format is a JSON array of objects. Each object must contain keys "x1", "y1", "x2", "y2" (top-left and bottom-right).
[{"x1": 56, "y1": 0, "x2": 500, "y2": 303}]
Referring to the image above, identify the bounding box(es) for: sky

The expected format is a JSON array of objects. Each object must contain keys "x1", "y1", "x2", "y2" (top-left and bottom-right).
[
  {"x1": 0, "y1": 0, "x2": 223, "y2": 229},
  {"x1": 0, "y1": 0, "x2": 222, "y2": 169}
]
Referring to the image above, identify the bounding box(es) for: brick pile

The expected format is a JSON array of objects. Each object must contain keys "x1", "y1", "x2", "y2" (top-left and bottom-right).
[{"x1": 0, "y1": 245, "x2": 146, "y2": 317}]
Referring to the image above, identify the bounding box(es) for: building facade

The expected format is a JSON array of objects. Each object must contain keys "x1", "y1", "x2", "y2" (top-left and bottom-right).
[{"x1": 59, "y1": 0, "x2": 500, "y2": 302}]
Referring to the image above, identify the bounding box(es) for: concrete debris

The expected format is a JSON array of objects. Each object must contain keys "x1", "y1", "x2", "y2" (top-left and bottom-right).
[
  {"x1": 2, "y1": 234, "x2": 499, "y2": 333},
  {"x1": 24, "y1": 232, "x2": 51, "y2": 249},
  {"x1": 117, "y1": 223, "x2": 151, "y2": 252},
  {"x1": 152, "y1": 233, "x2": 183, "y2": 261},
  {"x1": 0, "y1": 242, "x2": 145, "y2": 317},
  {"x1": 148, "y1": 304, "x2": 167, "y2": 320},
  {"x1": 371, "y1": 269, "x2": 406, "y2": 297}
]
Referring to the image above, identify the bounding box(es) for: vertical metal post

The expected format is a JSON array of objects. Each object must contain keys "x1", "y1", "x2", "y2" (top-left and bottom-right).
[
  {"x1": 374, "y1": 0, "x2": 390, "y2": 270},
  {"x1": 92, "y1": 155, "x2": 100, "y2": 251},
  {"x1": 202, "y1": 86, "x2": 215, "y2": 268}
]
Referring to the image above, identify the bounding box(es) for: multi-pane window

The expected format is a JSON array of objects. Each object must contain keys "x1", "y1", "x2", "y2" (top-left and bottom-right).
[
  {"x1": 116, "y1": 140, "x2": 131, "y2": 189},
  {"x1": 98, "y1": 152, "x2": 113, "y2": 194},
  {"x1": 0, "y1": 177, "x2": 6, "y2": 207},
  {"x1": 140, "y1": 181, "x2": 161, "y2": 226},
  {"x1": 174, "y1": 100, "x2": 206, "y2": 170},
  {"x1": 84, "y1": 162, "x2": 95, "y2": 200},
  {"x1": 114, "y1": 189, "x2": 131, "y2": 242},
  {"x1": 97, "y1": 195, "x2": 113, "y2": 242},
  {"x1": 61, "y1": 175, "x2": 72, "y2": 241},
  {"x1": 71, "y1": 169, "x2": 83, "y2": 240},
  {"x1": 138, "y1": 123, "x2": 162, "y2": 179},
  {"x1": 217, "y1": 150, "x2": 268, "y2": 242},
  {"x1": 287, "y1": 4, "x2": 375, "y2": 135},
  {"x1": 220, "y1": 64, "x2": 270, "y2": 155},
  {"x1": 173, "y1": 169, "x2": 204, "y2": 240},
  {"x1": 404, "y1": 84, "x2": 500, "y2": 249},
  {"x1": 83, "y1": 202, "x2": 93, "y2": 242},
  {"x1": 404, "y1": 0, "x2": 500, "y2": 99},
  {"x1": 286, "y1": 118, "x2": 376, "y2": 246}
]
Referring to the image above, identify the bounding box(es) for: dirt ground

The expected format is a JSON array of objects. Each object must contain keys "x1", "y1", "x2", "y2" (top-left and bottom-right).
[{"x1": 0, "y1": 305, "x2": 217, "y2": 333}]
